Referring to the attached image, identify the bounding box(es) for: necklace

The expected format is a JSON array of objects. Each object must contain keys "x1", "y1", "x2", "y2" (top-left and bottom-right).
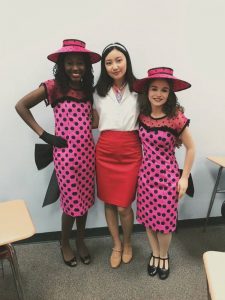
[{"x1": 112, "y1": 82, "x2": 127, "y2": 103}]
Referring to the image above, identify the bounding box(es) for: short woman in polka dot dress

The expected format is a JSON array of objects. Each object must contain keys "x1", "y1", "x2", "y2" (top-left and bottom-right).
[
  {"x1": 133, "y1": 67, "x2": 195, "y2": 279},
  {"x1": 15, "y1": 39, "x2": 101, "y2": 267}
]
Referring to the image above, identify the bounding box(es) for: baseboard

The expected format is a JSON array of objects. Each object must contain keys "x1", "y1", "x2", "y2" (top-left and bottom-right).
[
  {"x1": 178, "y1": 216, "x2": 225, "y2": 228},
  {"x1": 17, "y1": 216, "x2": 225, "y2": 244}
]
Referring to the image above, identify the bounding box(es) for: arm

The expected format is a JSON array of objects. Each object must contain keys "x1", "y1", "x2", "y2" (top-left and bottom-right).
[
  {"x1": 15, "y1": 86, "x2": 46, "y2": 136},
  {"x1": 92, "y1": 108, "x2": 99, "y2": 129},
  {"x1": 15, "y1": 85, "x2": 67, "y2": 147},
  {"x1": 177, "y1": 127, "x2": 195, "y2": 199}
]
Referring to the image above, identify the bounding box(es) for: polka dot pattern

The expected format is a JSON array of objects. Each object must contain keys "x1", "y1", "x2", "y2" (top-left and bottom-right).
[
  {"x1": 136, "y1": 112, "x2": 189, "y2": 233},
  {"x1": 43, "y1": 80, "x2": 95, "y2": 217}
]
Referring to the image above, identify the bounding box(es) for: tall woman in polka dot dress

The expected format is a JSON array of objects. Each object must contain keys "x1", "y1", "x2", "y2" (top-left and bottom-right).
[
  {"x1": 93, "y1": 43, "x2": 142, "y2": 268},
  {"x1": 133, "y1": 67, "x2": 195, "y2": 279},
  {"x1": 15, "y1": 39, "x2": 101, "y2": 267}
]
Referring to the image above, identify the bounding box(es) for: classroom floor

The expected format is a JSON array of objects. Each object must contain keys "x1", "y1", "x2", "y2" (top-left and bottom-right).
[{"x1": 0, "y1": 224, "x2": 225, "y2": 300}]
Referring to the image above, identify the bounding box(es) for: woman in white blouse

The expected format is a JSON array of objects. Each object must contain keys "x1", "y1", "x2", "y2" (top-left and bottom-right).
[{"x1": 93, "y1": 43, "x2": 142, "y2": 268}]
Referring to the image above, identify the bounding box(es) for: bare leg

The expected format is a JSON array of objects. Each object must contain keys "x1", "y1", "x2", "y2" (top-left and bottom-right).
[
  {"x1": 61, "y1": 212, "x2": 76, "y2": 261},
  {"x1": 146, "y1": 228, "x2": 160, "y2": 266},
  {"x1": 76, "y1": 212, "x2": 90, "y2": 260},
  {"x1": 157, "y1": 232, "x2": 172, "y2": 269},
  {"x1": 105, "y1": 204, "x2": 122, "y2": 268},
  {"x1": 118, "y1": 206, "x2": 133, "y2": 245},
  {"x1": 105, "y1": 204, "x2": 122, "y2": 250},
  {"x1": 118, "y1": 206, "x2": 134, "y2": 263}
]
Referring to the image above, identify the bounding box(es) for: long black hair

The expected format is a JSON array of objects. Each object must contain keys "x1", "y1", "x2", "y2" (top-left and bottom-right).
[
  {"x1": 138, "y1": 79, "x2": 184, "y2": 117},
  {"x1": 53, "y1": 53, "x2": 94, "y2": 97},
  {"x1": 95, "y1": 42, "x2": 136, "y2": 97}
]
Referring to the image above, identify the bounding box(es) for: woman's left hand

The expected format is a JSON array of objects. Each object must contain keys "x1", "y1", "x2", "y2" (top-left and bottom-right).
[{"x1": 177, "y1": 177, "x2": 188, "y2": 200}]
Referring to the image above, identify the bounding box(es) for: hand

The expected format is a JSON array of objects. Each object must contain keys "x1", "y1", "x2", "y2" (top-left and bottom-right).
[
  {"x1": 177, "y1": 177, "x2": 188, "y2": 200},
  {"x1": 39, "y1": 131, "x2": 67, "y2": 148}
]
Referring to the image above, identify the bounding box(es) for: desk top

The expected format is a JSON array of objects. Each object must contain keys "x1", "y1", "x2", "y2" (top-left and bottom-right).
[
  {"x1": 207, "y1": 156, "x2": 225, "y2": 168},
  {"x1": 0, "y1": 199, "x2": 35, "y2": 246}
]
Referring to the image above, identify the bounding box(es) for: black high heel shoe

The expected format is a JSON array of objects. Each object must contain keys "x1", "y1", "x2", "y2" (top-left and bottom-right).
[
  {"x1": 76, "y1": 240, "x2": 91, "y2": 265},
  {"x1": 80, "y1": 254, "x2": 91, "y2": 265},
  {"x1": 147, "y1": 253, "x2": 159, "y2": 276},
  {"x1": 59, "y1": 241, "x2": 77, "y2": 267},
  {"x1": 158, "y1": 255, "x2": 170, "y2": 280}
]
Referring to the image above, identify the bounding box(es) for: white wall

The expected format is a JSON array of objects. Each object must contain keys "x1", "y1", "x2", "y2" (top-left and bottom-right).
[{"x1": 1, "y1": 0, "x2": 225, "y2": 233}]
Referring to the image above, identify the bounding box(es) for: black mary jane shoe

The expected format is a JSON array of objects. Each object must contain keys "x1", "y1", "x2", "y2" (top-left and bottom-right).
[
  {"x1": 158, "y1": 256, "x2": 170, "y2": 280},
  {"x1": 80, "y1": 254, "x2": 91, "y2": 265},
  {"x1": 59, "y1": 242, "x2": 77, "y2": 267},
  {"x1": 147, "y1": 253, "x2": 159, "y2": 276}
]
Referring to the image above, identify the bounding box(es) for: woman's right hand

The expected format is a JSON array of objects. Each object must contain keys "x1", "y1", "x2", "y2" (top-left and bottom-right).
[{"x1": 39, "y1": 131, "x2": 67, "y2": 148}]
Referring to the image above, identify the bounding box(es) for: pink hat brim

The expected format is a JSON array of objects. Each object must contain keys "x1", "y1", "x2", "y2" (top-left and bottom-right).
[
  {"x1": 47, "y1": 46, "x2": 101, "y2": 64},
  {"x1": 133, "y1": 74, "x2": 191, "y2": 93}
]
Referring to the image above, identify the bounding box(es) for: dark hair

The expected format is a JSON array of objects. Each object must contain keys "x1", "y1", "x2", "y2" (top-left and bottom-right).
[
  {"x1": 53, "y1": 53, "x2": 94, "y2": 97},
  {"x1": 138, "y1": 79, "x2": 184, "y2": 117},
  {"x1": 95, "y1": 42, "x2": 136, "y2": 97}
]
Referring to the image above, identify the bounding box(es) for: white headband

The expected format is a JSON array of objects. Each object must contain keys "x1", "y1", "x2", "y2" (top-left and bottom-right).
[{"x1": 102, "y1": 43, "x2": 127, "y2": 54}]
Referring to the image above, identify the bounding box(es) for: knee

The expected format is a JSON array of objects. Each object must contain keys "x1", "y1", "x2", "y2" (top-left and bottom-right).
[
  {"x1": 105, "y1": 204, "x2": 117, "y2": 211},
  {"x1": 118, "y1": 206, "x2": 132, "y2": 217}
]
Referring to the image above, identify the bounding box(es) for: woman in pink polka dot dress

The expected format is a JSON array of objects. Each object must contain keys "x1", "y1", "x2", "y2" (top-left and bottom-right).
[
  {"x1": 43, "y1": 79, "x2": 95, "y2": 218},
  {"x1": 15, "y1": 39, "x2": 101, "y2": 267},
  {"x1": 133, "y1": 67, "x2": 195, "y2": 280}
]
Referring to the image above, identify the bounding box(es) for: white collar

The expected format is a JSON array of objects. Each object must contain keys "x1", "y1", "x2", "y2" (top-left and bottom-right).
[{"x1": 108, "y1": 85, "x2": 130, "y2": 103}]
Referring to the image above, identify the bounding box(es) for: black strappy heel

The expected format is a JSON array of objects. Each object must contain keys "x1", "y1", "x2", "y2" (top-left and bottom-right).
[
  {"x1": 158, "y1": 255, "x2": 170, "y2": 280},
  {"x1": 59, "y1": 241, "x2": 77, "y2": 267},
  {"x1": 147, "y1": 253, "x2": 159, "y2": 276}
]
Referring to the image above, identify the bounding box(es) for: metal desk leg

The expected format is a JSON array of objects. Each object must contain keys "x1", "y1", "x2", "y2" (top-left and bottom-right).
[{"x1": 203, "y1": 167, "x2": 223, "y2": 231}]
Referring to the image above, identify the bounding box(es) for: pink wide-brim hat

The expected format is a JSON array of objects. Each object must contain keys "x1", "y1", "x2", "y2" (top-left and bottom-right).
[
  {"x1": 133, "y1": 67, "x2": 191, "y2": 92},
  {"x1": 47, "y1": 39, "x2": 101, "y2": 64}
]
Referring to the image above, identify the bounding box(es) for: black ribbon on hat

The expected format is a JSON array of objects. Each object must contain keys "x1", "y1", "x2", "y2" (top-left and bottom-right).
[{"x1": 35, "y1": 144, "x2": 60, "y2": 207}]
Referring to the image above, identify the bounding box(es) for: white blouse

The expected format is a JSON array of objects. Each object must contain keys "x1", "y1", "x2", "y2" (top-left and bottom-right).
[{"x1": 93, "y1": 86, "x2": 140, "y2": 132}]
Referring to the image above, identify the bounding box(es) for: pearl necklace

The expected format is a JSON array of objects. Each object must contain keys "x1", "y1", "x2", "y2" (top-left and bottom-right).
[{"x1": 112, "y1": 82, "x2": 127, "y2": 103}]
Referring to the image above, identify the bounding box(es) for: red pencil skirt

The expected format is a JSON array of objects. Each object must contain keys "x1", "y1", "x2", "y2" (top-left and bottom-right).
[{"x1": 95, "y1": 130, "x2": 142, "y2": 207}]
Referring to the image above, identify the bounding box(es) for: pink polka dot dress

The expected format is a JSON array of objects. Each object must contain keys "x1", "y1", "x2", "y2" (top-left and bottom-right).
[
  {"x1": 42, "y1": 79, "x2": 95, "y2": 217},
  {"x1": 137, "y1": 110, "x2": 189, "y2": 233}
]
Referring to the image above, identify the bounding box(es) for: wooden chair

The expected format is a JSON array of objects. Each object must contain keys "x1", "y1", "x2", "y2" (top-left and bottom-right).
[
  {"x1": 204, "y1": 157, "x2": 225, "y2": 231},
  {"x1": 203, "y1": 251, "x2": 225, "y2": 300},
  {"x1": 0, "y1": 200, "x2": 35, "y2": 300}
]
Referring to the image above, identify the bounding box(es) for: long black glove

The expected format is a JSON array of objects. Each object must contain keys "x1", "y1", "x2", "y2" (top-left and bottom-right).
[{"x1": 39, "y1": 131, "x2": 67, "y2": 148}]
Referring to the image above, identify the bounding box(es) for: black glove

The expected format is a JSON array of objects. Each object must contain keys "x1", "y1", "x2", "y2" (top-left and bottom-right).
[{"x1": 39, "y1": 131, "x2": 67, "y2": 148}]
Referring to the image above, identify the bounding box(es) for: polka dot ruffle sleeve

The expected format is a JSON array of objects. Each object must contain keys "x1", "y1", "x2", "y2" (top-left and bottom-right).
[
  {"x1": 41, "y1": 79, "x2": 56, "y2": 106},
  {"x1": 174, "y1": 110, "x2": 190, "y2": 136}
]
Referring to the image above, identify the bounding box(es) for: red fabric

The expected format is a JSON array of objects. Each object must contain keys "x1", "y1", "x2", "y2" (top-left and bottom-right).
[{"x1": 96, "y1": 131, "x2": 142, "y2": 207}]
